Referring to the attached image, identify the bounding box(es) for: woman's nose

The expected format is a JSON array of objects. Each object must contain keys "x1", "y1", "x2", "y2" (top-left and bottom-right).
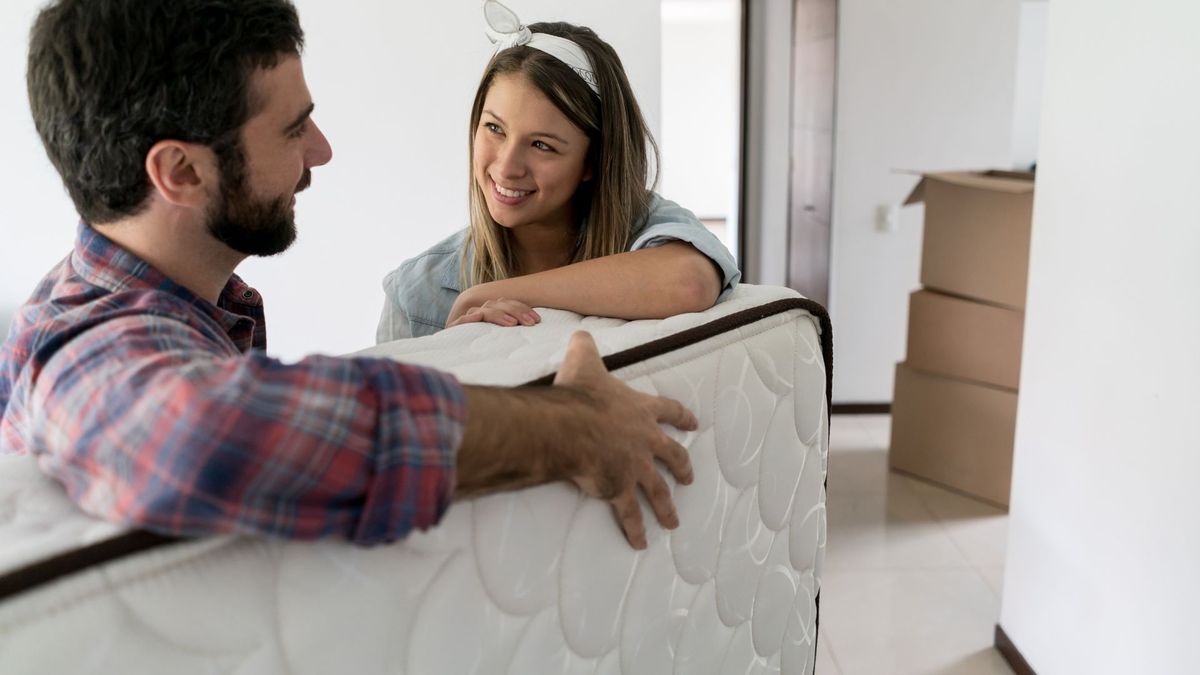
[{"x1": 493, "y1": 142, "x2": 527, "y2": 179}]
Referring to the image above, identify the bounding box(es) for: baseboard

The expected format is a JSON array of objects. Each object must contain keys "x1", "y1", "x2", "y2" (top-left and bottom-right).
[
  {"x1": 831, "y1": 403, "x2": 891, "y2": 415},
  {"x1": 995, "y1": 625, "x2": 1037, "y2": 675}
]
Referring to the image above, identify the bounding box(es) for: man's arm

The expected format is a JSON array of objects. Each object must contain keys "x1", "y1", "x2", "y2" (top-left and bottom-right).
[
  {"x1": 31, "y1": 315, "x2": 464, "y2": 545},
  {"x1": 33, "y1": 318, "x2": 693, "y2": 550}
]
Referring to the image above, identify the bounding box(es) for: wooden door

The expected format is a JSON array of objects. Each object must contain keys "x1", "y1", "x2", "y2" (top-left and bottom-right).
[{"x1": 788, "y1": 0, "x2": 837, "y2": 306}]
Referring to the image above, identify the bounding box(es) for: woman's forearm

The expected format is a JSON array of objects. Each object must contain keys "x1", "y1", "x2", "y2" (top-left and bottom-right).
[{"x1": 454, "y1": 242, "x2": 722, "y2": 321}]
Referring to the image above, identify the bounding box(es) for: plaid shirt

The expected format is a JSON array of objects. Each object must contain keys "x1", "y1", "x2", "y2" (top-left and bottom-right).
[{"x1": 0, "y1": 224, "x2": 465, "y2": 545}]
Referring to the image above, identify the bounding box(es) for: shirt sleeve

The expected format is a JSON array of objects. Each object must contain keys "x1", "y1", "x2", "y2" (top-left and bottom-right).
[
  {"x1": 30, "y1": 314, "x2": 464, "y2": 545},
  {"x1": 378, "y1": 248, "x2": 462, "y2": 341},
  {"x1": 377, "y1": 290, "x2": 414, "y2": 343},
  {"x1": 629, "y1": 194, "x2": 742, "y2": 301}
]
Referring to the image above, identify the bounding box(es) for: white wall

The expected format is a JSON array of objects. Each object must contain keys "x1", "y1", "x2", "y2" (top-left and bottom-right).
[
  {"x1": 1000, "y1": 1, "x2": 1200, "y2": 672},
  {"x1": 0, "y1": 0, "x2": 661, "y2": 361},
  {"x1": 0, "y1": 2, "x2": 80, "y2": 322},
  {"x1": 1011, "y1": 0, "x2": 1049, "y2": 170},
  {"x1": 660, "y1": 0, "x2": 741, "y2": 232},
  {"x1": 829, "y1": 0, "x2": 1024, "y2": 402}
]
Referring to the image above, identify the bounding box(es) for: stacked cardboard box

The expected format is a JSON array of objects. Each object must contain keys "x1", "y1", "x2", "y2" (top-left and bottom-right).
[{"x1": 889, "y1": 170, "x2": 1035, "y2": 508}]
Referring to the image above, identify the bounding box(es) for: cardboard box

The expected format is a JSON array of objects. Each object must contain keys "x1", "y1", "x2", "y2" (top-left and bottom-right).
[
  {"x1": 906, "y1": 289, "x2": 1024, "y2": 390},
  {"x1": 889, "y1": 363, "x2": 1017, "y2": 507},
  {"x1": 904, "y1": 170, "x2": 1034, "y2": 309}
]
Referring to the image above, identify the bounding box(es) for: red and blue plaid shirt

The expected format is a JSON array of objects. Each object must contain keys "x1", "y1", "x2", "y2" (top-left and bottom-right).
[{"x1": 0, "y1": 224, "x2": 465, "y2": 545}]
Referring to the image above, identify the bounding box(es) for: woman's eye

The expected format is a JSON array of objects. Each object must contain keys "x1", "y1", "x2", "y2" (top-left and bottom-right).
[
  {"x1": 533, "y1": 140, "x2": 555, "y2": 152},
  {"x1": 485, "y1": 122, "x2": 503, "y2": 135}
]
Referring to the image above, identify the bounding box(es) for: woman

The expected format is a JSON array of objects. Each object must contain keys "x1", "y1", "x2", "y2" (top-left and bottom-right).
[{"x1": 377, "y1": 0, "x2": 739, "y2": 341}]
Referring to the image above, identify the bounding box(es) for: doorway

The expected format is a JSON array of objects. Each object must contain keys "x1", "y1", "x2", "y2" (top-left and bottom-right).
[
  {"x1": 660, "y1": 0, "x2": 744, "y2": 262},
  {"x1": 787, "y1": 0, "x2": 837, "y2": 307}
]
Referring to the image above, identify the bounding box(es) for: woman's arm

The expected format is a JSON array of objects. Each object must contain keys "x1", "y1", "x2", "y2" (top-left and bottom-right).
[{"x1": 447, "y1": 241, "x2": 721, "y2": 325}]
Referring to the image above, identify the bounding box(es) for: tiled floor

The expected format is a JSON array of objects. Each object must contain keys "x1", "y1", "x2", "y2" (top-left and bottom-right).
[{"x1": 817, "y1": 415, "x2": 1013, "y2": 675}]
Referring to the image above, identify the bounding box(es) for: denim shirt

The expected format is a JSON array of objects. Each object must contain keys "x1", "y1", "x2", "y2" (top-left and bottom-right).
[{"x1": 376, "y1": 193, "x2": 741, "y2": 341}]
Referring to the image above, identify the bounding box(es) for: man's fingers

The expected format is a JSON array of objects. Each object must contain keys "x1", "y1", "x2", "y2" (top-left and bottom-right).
[
  {"x1": 638, "y1": 465, "x2": 680, "y2": 530},
  {"x1": 611, "y1": 490, "x2": 647, "y2": 550},
  {"x1": 556, "y1": 331, "x2": 605, "y2": 384},
  {"x1": 653, "y1": 436, "x2": 694, "y2": 486},
  {"x1": 567, "y1": 331, "x2": 600, "y2": 358},
  {"x1": 648, "y1": 395, "x2": 699, "y2": 431}
]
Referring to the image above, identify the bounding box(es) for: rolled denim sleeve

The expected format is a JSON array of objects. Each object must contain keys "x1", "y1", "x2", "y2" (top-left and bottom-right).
[
  {"x1": 630, "y1": 194, "x2": 741, "y2": 301},
  {"x1": 377, "y1": 289, "x2": 413, "y2": 343},
  {"x1": 377, "y1": 232, "x2": 467, "y2": 341}
]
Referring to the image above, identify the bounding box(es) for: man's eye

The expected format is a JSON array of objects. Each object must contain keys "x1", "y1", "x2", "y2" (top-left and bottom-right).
[{"x1": 288, "y1": 122, "x2": 308, "y2": 139}]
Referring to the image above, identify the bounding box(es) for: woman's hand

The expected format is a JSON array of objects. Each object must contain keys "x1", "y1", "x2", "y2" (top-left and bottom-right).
[{"x1": 448, "y1": 296, "x2": 542, "y2": 328}]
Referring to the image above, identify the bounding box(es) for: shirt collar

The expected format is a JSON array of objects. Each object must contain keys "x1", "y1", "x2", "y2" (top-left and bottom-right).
[
  {"x1": 439, "y1": 233, "x2": 471, "y2": 293},
  {"x1": 72, "y1": 222, "x2": 264, "y2": 345},
  {"x1": 439, "y1": 257, "x2": 463, "y2": 292}
]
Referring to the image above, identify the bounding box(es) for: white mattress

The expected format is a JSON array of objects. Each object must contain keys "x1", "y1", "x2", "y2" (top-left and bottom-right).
[{"x1": 0, "y1": 284, "x2": 831, "y2": 674}]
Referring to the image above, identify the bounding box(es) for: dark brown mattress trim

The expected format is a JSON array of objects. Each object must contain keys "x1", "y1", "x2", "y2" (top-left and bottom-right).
[{"x1": 0, "y1": 297, "x2": 832, "y2": 603}]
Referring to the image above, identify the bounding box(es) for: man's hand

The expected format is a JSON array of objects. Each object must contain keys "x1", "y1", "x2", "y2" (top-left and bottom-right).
[
  {"x1": 553, "y1": 332, "x2": 696, "y2": 549},
  {"x1": 455, "y1": 332, "x2": 696, "y2": 550}
]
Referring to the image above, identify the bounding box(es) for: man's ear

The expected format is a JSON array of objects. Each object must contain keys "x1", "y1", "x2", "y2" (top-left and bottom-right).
[{"x1": 144, "y1": 140, "x2": 218, "y2": 208}]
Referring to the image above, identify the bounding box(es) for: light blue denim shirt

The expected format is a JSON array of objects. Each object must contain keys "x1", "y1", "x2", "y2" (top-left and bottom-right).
[{"x1": 376, "y1": 193, "x2": 741, "y2": 341}]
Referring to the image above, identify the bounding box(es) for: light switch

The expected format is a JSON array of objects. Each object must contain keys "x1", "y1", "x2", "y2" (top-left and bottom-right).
[{"x1": 876, "y1": 204, "x2": 900, "y2": 233}]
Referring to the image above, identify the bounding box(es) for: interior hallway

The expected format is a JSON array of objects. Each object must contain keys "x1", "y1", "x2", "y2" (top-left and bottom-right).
[{"x1": 817, "y1": 415, "x2": 1014, "y2": 674}]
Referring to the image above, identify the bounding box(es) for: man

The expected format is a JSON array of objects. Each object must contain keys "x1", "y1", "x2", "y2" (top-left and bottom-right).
[{"x1": 0, "y1": 0, "x2": 693, "y2": 551}]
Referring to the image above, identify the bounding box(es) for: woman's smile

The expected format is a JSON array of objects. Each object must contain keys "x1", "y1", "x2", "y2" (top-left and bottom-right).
[{"x1": 490, "y1": 176, "x2": 535, "y2": 206}]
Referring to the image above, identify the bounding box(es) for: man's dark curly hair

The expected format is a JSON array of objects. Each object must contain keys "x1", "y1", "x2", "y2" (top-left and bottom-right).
[{"x1": 27, "y1": 0, "x2": 305, "y2": 224}]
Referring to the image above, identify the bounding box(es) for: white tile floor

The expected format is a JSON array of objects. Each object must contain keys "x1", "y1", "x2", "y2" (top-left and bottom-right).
[{"x1": 817, "y1": 415, "x2": 1014, "y2": 675}]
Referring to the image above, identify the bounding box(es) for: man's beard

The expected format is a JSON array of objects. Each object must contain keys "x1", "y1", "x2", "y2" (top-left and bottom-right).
[{"x1": 206, "y1": 158, "x2": 310, "y2": 257}]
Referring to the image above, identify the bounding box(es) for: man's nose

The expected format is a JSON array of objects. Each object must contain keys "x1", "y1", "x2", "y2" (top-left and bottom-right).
[{"x1": 305, "y1": 119, "x2": 333, "y2": 168}]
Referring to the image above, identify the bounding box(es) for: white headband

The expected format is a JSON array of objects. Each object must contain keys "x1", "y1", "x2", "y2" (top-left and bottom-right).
[{"x1": 483, "y1": 0, "x2": 601, "y2": 96}]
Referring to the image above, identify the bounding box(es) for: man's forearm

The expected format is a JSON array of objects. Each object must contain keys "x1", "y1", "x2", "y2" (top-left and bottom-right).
[{"x1": 455, "y1": 385, "x2": 589, "y2": 497}]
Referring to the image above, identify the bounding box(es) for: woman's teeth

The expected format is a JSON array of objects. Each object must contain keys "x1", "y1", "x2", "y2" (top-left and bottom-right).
[{"x1": 495, "y1": 184, "x2": 532, "y2": 198}]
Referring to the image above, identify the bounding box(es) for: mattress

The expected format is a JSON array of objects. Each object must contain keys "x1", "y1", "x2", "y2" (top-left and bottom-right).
[{"x1": 0, "y1": 284, "x2": 831, "y2": 674}]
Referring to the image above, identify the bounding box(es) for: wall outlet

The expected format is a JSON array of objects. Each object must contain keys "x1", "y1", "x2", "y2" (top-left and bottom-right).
[{"x1": 876, "y1": 204, "x2": 901, "y2": 233}]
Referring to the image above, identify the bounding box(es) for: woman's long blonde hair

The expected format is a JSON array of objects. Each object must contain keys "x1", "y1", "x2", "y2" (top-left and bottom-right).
[{"x1": 464, "y1": 21, "x2": 659, "y2": 287}]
